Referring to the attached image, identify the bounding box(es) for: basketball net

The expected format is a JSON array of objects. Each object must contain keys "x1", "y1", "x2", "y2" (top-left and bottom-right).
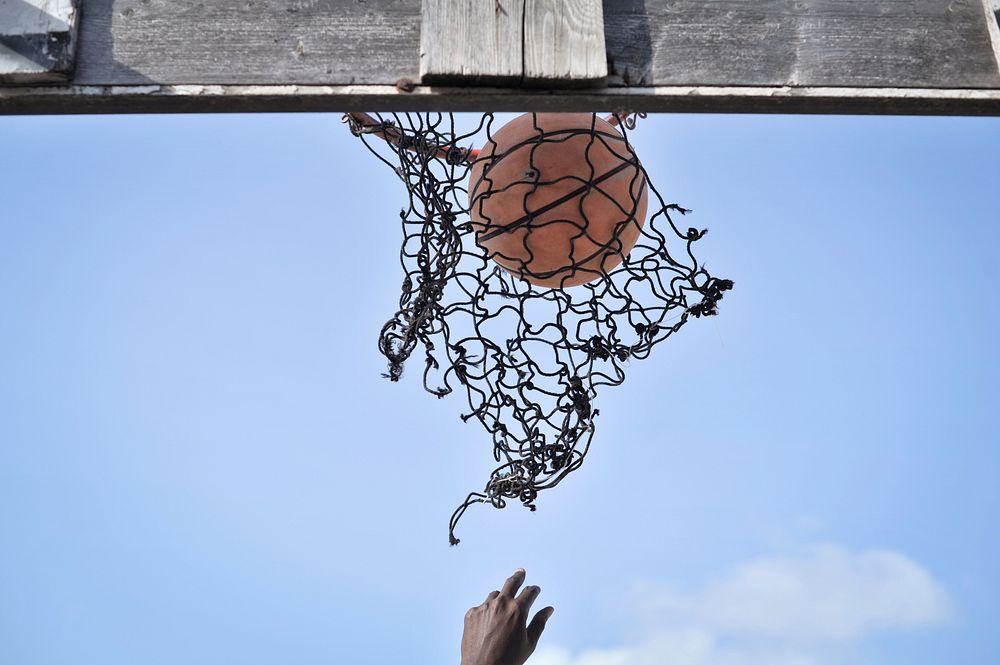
[{"x1": 344, "y1": 112, "x2": 732, "y2": 545}]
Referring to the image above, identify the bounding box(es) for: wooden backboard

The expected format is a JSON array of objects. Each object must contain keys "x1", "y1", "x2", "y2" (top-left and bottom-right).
[{"x1": 2, "y1": 0, "x2": 1000, "y2": 115}]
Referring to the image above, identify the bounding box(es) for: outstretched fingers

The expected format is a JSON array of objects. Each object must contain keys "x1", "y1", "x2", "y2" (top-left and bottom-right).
[
  {"x1": 500, "y1": 568, "x2": 526, "y2": 597},
  {"x1": 461, "y1": 568, "x2": 555, "y2": 665},
  {"x1": 527, "y1": 606, "x2": 555, "y2": 648},
  {"x1": 516, "y1": 584, "x2": 541, "y2": 614}
]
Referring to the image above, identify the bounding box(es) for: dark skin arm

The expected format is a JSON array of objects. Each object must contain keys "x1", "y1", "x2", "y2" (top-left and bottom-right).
[{"x1": 461, "y1": 569, "x2": 555, "y2": 665}]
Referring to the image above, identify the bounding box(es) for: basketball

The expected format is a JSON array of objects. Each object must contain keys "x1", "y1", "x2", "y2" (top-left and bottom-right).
[{"x1": 468, "y1": 113, "x2": 648, "y2": 288}]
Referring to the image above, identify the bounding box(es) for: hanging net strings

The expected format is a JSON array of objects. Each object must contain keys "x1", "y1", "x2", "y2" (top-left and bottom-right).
[{"x1": 344, "y1": 112, "x2": 732, "y2": 545}]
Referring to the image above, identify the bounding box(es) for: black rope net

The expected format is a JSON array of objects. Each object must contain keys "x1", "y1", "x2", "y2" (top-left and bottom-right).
[{"x1": 344, "y1": 111, "x2": 732, "y2": 545}]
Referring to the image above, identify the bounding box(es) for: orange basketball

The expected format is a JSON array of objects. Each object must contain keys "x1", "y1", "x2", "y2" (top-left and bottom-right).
[{"x1": 468, "y1": 113, "x2": 648, "y2": 288}]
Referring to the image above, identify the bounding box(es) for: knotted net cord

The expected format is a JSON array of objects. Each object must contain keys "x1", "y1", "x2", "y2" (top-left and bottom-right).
[{"x1": 344, "y1": 112, "x2": 732, "y2": 545}]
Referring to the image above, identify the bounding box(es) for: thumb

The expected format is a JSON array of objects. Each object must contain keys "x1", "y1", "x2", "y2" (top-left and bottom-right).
[{"x1": 527, "y1": 606, "x2": 554, "y2": 647}]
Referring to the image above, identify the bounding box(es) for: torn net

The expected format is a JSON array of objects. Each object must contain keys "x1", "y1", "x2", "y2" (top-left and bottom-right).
[{"x1": 344, "y1": 112, "x2": 732, "y2": 544}]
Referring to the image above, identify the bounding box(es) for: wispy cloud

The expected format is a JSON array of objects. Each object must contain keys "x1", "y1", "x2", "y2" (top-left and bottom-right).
[{"x1": 533, "y1": 545, "x2": 951, "y2": 665}]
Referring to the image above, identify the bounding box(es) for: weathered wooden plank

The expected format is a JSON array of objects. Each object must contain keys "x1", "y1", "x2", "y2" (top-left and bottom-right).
[
  {"x1": 604, "y1": 0, "x2": 1000, "y2": 88},
  {"x1": 56, "y1": 1, "x2": 1000, "y2": 89},
  {"x1": 72, "y1": 0, "x2": 422, "y2": 86},
  {"x1": 522, "y1": 0, "x2": 607, "y2": 86},
  {"x1": 0, "y1": 0, "x2": 80, "y2": 83},
  {"x1": 3, "y1": 0, "x2": 1000, "y2": 115},
  {"x1": 419, "y1": 0, "x2": 523, "y2": 85},
  {"x1": 2, "y1": 83, "x2": 999, "y2": 116}
]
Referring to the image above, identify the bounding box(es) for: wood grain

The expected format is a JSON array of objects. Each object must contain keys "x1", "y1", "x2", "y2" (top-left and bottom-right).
[
  {"x1": 604, "y1": 0, "x2": 1000, "y2": 88},
  {"x1": 73, "y1": 0, "x2": 423, "y2": 86},
  {"x1": 3, "y1": 0, "x2": 1000, "y2": 114},
  {"x1": 523, "y1": 0, "x2": 606, "y2": 86},
  {"x1": 3, "y1": 83, "x2": 999, "y2": 116},
  {"x1": 62, "y1": 0, "x2": 1000, "y2": 88},
  {"x1": 419, "y1": 0, "x2": 523, "y2": 85}
]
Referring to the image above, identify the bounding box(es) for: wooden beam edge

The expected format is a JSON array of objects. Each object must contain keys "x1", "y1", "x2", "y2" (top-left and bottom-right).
[
  {"x1": 2, "y1": 84, "x2": 1000, "y2": 116},
  {"x1": 0, "y1": 0, "x2": 81, "y2": 84}
]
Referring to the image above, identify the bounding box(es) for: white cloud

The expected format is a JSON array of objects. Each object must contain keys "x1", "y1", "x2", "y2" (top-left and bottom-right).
[
  {"x1": 532, "y1": 629, "x2": 712, "y2": 665},
  {"x1": 532, "y1": 628, "x2": 834, "y2": 665},
  {"x1": 648, "y1": 544, "x2": 952, "y2": 641},
  {"x1": 532, "y1": 545, "x2": 951, "y2": 665}
]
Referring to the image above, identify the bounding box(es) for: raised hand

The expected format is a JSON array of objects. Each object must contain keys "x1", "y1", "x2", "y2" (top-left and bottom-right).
[{"x1": 460, "y1": 568, "x2": 555, "y2": 665}]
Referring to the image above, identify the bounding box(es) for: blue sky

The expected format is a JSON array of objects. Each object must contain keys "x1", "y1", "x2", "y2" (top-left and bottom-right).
[{"x1": 1, "y1": 111, "x2": 997, "y2": 665}]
